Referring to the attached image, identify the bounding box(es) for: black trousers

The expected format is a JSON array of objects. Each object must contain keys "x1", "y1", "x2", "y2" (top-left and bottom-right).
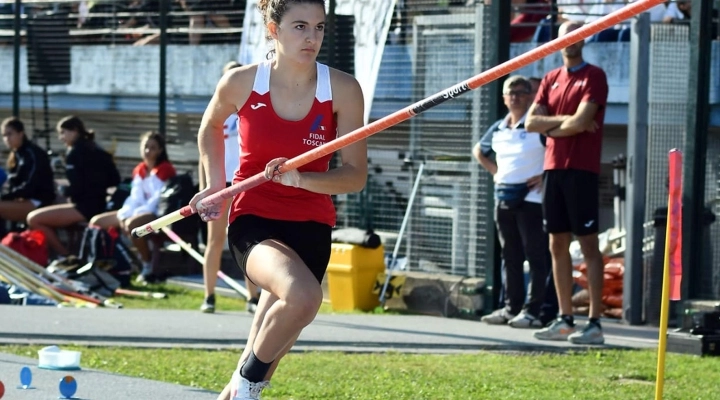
[{"x1": 495, "y1": 201, "x2": 551, "y2": 317}]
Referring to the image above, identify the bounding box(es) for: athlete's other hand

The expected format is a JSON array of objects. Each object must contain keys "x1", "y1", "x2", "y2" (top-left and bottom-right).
[
  {"x1": 265, "y1": 157, "x2": 302, "y2": 188},
  {"x1": 189, "y1": 185, "x2": 225, "y2": 222}
]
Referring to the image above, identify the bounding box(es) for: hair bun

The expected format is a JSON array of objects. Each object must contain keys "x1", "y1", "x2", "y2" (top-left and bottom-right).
[{"x1": 257, "y1": 0, "x2": 270, "y2": 13}]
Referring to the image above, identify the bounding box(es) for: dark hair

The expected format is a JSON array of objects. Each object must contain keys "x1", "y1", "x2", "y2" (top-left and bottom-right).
[
  {"x1": 223, "y1": 61, "x2": 242, "y2": 75},
  {"x1": 57, "y1": 115, "x2": 95, "y2": 142},
  {"x1": 2, "y1": 116, "x2": 28, "y2": 170},
  {"x1": 258, "y1": 0, "x2": 326, "y2": 54},
  {"x1": 1, "y1": 116, "x2": 24, "y2": 134},
  {"x1": 141, "y1": 130, "x2": 169, "y2": 166}
]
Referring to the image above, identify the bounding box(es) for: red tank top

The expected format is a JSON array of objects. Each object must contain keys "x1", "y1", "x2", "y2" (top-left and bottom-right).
[{"x1": 228, "y1": 60, "x2": 337, "y2": 226}]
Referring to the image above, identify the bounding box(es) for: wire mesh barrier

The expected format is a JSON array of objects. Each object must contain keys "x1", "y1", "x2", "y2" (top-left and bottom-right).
[
  {"x1": 0, "y1": 0, "x2": 246, "y2": 178},
  {"x1": 1, "y1": 0, "x2": 720, "y2": 306},
  {"x1": 643, "y1": 23, "x2": 690, "y2": 323},
  {"x1": 333, "y1": 5, "x2": 498, "y2": 278},
  {"x1": 643, "y1": 22, "x2": 720, "y2": 307}
]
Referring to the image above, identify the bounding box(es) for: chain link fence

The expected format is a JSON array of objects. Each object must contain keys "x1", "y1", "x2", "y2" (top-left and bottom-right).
[
  {"x1": 0, "y1": 0, "x2": 246, "y2": 178},
  {"x1": 643, "y1": 23, "x2": 720, "y2": 305},
  {"x1": 1, "y1": 1, "x2": 719, "y2": 300},
  {"x1": 338, "y1": 6, "x2": 496, "y2": 278}
]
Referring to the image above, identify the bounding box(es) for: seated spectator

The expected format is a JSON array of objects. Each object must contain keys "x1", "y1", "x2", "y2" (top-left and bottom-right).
[
  {"x1": 633, "y1": 0, "x2": 668, "y2": 22},
  {"x1": 90, "y1": 131, "x2": 176, "y2": 283},
  {"x1": 556, "y1": 0, "x2": 590, "y2": 22},
  {"x1": 177, "y1": 0, "x2": 233, "y2": 45},
  {"x1": 584, "y1": 1, "x2": 629, "y2": 42},
  {"x1": 474, "y1": 0, "x2": 552, "y2": 42},
  {"x1": 112, "y1": 1, "x2": 165, "y2": 46},
  {"x1": 510, "y1": 1, "x2": 551, "y2": 42},
  {"x1": 663, "y1": 0, "x2": 690, "y2": 23},
  {"x1": 27, "y1": 116, "x2": 121, "y2": 259},
  {"x1": 0, "y1": 117, "x2": 55, "y2": 235}
]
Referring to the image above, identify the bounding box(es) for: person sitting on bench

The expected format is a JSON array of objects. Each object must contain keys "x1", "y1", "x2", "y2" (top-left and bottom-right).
[
  {"x1": 90, "y1": 131, "x2": 176, "y2": 283},
  {"x1": 27, "y1": 115, "x2": 120, "y2": 259},
  {"x1": 0, "y1": 117, "x2": 56, "y2": 236}
]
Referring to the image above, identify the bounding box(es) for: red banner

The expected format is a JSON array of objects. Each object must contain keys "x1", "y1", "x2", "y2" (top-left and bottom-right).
[{"x1": 667, "y1": 150, "x2": 683, "y2": 301}]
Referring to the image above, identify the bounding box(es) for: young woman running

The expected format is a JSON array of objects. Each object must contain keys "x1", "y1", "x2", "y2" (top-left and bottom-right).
[{"x1": 189, "y1": 1, "x2": 366, "y2": 398}]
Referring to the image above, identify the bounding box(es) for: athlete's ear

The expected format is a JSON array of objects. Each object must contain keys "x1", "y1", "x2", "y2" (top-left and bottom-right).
[{"x1": 268, "y1": 22, "x2": 279, "y2": 40}]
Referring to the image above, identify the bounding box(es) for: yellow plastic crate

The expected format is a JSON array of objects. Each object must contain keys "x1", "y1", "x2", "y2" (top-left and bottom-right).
[{"x1": 326, "y1": 243, "x2": 385, "y2": 311}]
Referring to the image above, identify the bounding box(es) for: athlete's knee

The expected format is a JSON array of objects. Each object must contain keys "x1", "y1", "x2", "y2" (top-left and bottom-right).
[
  {"x1": 577, "y1": 234, "x2": 601, "y2": 259},
  {"x1": 283, "y1": 284, "x2": 323, "y2": 325},
  {"x1": 549, "y1": 233, "x2": 571, "y2": 255}
]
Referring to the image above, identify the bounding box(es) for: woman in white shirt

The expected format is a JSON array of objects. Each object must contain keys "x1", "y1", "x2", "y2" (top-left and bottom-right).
[
  {"x1": 473, "y1": 75, "x2": 553, "y2": 328},
  {"x1": 90, "y1": 131, "x2": 176, "y2": 282}
]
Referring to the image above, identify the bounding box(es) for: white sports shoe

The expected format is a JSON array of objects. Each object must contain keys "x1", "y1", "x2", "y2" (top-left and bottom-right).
[
  {"x1": 480, "y1": 308, "x2": 516, "y2": 325},
  {"x1": 568, "y1": 322, "x2": 605, "y2": 345},
  {"x1": 230, "y1": 369, "x2": 270, "y2": 400},
  {"x1": 533, "y1": 318, "x2": 576, "y2": 341},
  {"x1": 508, "y1": 311, "x2": 543, "y2": 329}
]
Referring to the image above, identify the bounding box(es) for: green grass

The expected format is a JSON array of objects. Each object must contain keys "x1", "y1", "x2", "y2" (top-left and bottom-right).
[
  {"x1": 114, "y1": 282, "x2": 354, "y2": 314},
  {"x1": 114, "y1": 282, "x2": 247, "y2": 311},
  {"x1": 2, "y1": 345, "x2": 718, "y2": 399}
]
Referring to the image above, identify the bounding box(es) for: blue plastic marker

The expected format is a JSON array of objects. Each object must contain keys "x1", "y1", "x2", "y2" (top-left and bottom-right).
[
  {"x1": 58, "y1": 376, "x2": 77, "y2": 399},
  {"x1": 18, "y1": 366, "x2": 33, "y2": 389}
]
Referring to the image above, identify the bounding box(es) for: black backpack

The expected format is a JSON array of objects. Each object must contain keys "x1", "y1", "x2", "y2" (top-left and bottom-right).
[
  {"x1": 157, "y1": 173, "x2": 201, "y2": 238},
  {"x1": 77, "y1": 225, "x2": 135, "y2": 287}
]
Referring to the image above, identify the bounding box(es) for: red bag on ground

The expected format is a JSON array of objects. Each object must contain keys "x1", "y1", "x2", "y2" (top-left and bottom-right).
[{"x1": 1, "y1": 229, "x2": 49, "y2": 267}]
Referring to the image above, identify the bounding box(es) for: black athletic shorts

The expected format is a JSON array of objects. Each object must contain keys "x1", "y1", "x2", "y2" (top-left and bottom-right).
[
  {"x1": 75, "y1": 199, "x2": 107, "y2": 222},
  {"x1": 542, "y1": 169, "x2": 600, "y2": 236},
  {"x1": 227, "y1": 214, "x2": 332, "y2": 284}
]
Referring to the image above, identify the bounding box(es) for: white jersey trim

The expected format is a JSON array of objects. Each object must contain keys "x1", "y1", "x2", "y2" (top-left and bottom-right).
[{"x1": 252, "y1": 60, "x2": 332, "y2": 102}]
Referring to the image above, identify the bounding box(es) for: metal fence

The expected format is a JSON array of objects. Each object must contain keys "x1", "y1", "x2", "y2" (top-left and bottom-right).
[
  {"x1": 1, "y1": 1, "x2": 720, "y2": 303},
  {"x1": 0, "y1": 0, "x2": 246, "y2": 178},
  {"x1": 339, "y1": 8, "x2": 496, "y2": 279},
  {"x1": 642, "y1": 22, "x2": 720, "y2": 307}
]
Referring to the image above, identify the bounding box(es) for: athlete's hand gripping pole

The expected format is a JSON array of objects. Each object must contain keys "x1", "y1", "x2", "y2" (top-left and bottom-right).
[{"x1": 131, "y1": 0, "x2": 664, "y2": 239}]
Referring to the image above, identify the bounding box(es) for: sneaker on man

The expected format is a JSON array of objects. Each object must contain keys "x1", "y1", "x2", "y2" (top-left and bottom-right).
[
  {"x1": 533, "y1": 318, "x2": 576, "y2": 341},
  {"x1": 568, "y1": 322, "x2": 605, "y2": 345},
  {"x1": 246, "y1": 297, "x2": 259, "y2": 314},
  {"x1": 200, "y1": 294, "x2": 216, "y2": 314},
  {"x1": 480, "y1": 308, "x2": 515, "y2": 325},
  {"x1": 508, "y1": 311, "x2": 543, "y2": 329},
  {"x1": 230, "y1": 369, "x2": 270, "y2": 400}
]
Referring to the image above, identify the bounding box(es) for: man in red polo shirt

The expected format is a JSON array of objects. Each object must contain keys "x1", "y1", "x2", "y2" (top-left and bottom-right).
[{"x1": 525, "y1": 20, "x2": 608, "y2": 345}]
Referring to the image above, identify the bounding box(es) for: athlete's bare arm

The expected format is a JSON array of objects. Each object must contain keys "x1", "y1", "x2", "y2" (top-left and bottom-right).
[{"x1": 197, "y1": 65, "x2": 255, "y2": 191}]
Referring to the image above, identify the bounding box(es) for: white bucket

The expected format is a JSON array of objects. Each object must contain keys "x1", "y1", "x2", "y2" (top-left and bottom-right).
[{"x1": 37, "y1": 346, "x2": 82, "y2": 370}]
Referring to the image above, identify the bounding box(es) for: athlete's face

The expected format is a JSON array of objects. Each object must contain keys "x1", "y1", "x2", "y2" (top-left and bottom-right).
[{"x1": 270, "y1": 3, "x2": 325, "y2": 63}]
